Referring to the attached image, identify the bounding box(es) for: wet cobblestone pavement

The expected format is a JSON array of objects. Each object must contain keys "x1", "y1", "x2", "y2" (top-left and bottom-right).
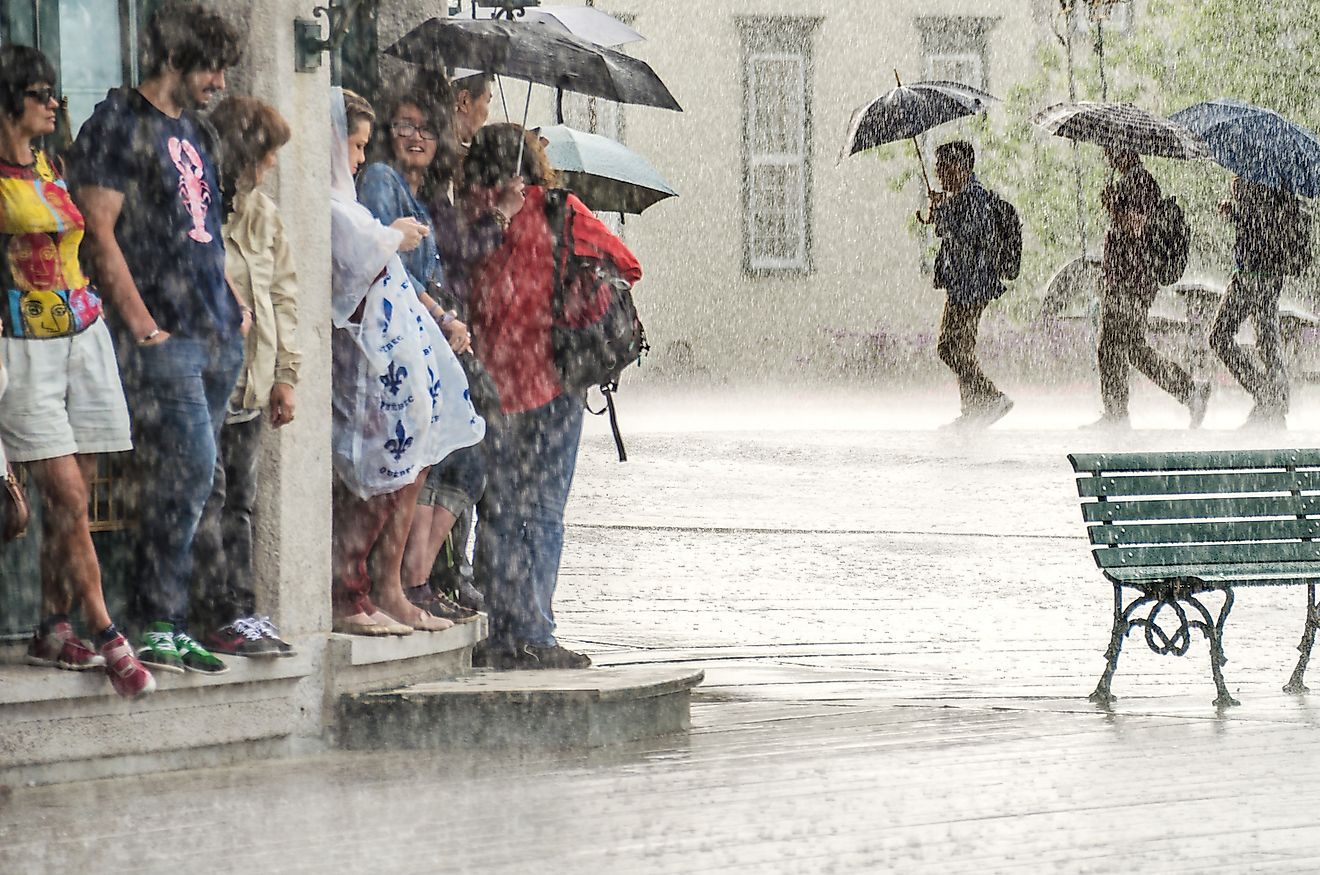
[{"x1": 8, "y1": 387, "x2": 1320, "y2": 873}]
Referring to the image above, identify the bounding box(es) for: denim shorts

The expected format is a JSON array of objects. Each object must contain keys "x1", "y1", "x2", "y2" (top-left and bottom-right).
[{"x1": 418, "y1": 442, "x2": 487, "y2": 513}]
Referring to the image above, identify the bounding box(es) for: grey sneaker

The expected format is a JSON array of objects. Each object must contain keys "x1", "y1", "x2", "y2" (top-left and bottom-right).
[
  {"x1": 978, "y1": 395, "x2": 1014, "y2": 427},
  {"x1": 521, "y1": 643, "x2": 592, "y2": 670}
]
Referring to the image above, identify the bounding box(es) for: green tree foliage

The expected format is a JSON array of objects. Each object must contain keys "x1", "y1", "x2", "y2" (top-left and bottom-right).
[{"x1": 885, "y1": 0, "x2": 1320, "y2": 318}]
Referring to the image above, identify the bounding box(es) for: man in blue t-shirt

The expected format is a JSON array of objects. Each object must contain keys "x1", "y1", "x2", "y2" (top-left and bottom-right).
[{"x1": 68, "y1": 1, "x2": 245, "y2": 676}]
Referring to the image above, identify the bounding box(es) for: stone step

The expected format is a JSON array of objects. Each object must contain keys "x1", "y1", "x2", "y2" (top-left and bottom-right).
[{"x1": 337, "y1": 666, "x2": 705, "y2": 749}]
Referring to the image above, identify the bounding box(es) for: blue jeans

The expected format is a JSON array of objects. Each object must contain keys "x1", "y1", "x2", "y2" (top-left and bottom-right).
[
  {"x1": 117, "y1": 333, "x2": 244, "y2": 628},
  {"x1": 476, "y1": 392, "x2": 584, "y2": 651}
]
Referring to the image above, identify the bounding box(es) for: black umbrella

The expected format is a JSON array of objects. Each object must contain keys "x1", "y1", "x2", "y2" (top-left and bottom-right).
[
  {"x1": 384, "y1": 18, "x2": 681, "y2": 112},
  {"x1": 841, "y1": 78, "x2": 997, "y2": 160},
  {"x1": 1033, "y1": 101, "x2": 1209, "y2": 160}
]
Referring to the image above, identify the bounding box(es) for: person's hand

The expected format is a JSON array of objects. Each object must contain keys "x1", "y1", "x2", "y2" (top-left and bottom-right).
[
  {"x1": 1218, "y1": 199, "x2": 1233, "y2": 218},
  {"x1": 441, "y1": 317, "x2": 472, "y2": 355},
  {"x1": 239, "y1": 306, "x2": 253, "y2": 337},
  {"x1": 269, "y1": 382, "x2": 296, "y2": 428},
  {"x1": 391, "y1": 217, "x2": 429, "y2": 252},
  {"x1": 928, "y1": 189, "x2": 950, "y2": 208},
  {"x1": 495, "y1": 177, "x2": 526, "y2": 221}
]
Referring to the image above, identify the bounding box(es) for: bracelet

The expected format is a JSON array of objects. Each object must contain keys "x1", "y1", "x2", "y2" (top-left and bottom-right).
[
  {"x1": 429, "y1": 306, "x2": 454, "y2": 326},
  {"x1": 137, "y1": 328, "x2": 161, "y2": 345},
  {"x1": 491, "y1": 210, "x2": 510, "y2": 230}
]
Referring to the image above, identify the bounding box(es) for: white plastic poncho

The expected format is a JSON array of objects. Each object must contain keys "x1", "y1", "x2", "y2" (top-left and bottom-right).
[{"x1": 329, "y1": 87, "x2": 485, "y2": 499}]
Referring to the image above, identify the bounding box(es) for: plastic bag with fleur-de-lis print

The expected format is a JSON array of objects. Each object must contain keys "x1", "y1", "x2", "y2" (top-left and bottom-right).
[{"x1": 331, "y1": 256, "x2": 484, "y2": 499}]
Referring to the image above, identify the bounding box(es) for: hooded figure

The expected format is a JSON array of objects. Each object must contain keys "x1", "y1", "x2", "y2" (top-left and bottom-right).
[{"x1": 328, "y1": 87, "x2": 483, "y2": 499}]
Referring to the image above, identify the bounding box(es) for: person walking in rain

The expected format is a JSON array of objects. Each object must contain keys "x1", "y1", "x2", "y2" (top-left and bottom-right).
[
  {"x1": 928, "y1": 140, "x2": 1013, "y2": 429},
  {"x1": 1088, "y1": 147, "x2": 1209, "y2": 429},
  {"x1": 1210, "y1": 176, "x2": 1304, "y2": 429}
]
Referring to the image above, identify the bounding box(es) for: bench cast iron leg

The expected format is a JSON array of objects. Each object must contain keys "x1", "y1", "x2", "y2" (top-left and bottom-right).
[
  {"x1": 1207, "y1": 588, "x2": 1239, "y2": 707},
  {"x1": 1090, "y1": 583, "x2": 1133, "y2": 704},
  {"x1": 1285, "y1": 583, "x2": 1320, "y2": 694}
]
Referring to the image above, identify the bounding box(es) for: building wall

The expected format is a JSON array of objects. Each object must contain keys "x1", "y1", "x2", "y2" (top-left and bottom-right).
[{"x1": 544, "y1": 0, "x2": 1044, "y2": 384}]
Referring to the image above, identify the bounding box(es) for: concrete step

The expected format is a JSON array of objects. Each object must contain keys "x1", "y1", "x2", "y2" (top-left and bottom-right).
[{"x1": 337, "y1": 665, "x2": 705, "y2": 749}]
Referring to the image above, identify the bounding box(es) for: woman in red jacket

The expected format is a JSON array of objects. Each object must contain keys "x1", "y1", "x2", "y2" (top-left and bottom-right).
[{"x1": 464, "y1": 124, "x2": 641, "y2": 670}]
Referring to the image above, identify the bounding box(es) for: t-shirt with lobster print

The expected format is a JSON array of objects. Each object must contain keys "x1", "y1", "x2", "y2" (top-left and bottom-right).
[
  {"x1": 67, "y1": 87, "x2": 236, "y2": 339},
  {"x1": 0, "y1": 150, "x2": 103, "y2": 338}
]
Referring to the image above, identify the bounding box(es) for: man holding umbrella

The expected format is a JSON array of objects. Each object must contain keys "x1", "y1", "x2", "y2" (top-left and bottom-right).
[
  {"x1": 1090, "y1": 147, "x2": 1209, "y2": 429},
  {"x1": 929, "y1": 141, "x2": 1014, "y2": 428}
]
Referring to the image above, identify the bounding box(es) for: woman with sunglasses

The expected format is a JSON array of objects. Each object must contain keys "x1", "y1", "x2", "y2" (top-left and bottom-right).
[{"x1": 0, "y1": 45, "x2": 153, "y2": 697}]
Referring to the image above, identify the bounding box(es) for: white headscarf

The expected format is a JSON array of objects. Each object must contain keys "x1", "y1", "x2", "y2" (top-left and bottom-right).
[{"x1": 330, "y1": 86, "x2": 405, "y2": 327}]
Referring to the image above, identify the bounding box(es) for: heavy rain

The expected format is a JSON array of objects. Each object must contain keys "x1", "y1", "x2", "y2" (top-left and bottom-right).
[{"x1": 6, "y1": 0, "x2": 1320, "y2": 872}]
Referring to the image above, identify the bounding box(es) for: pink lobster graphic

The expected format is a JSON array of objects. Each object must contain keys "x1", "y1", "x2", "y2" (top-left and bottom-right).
[{"x1": 168, "y1": 137, "x2": 213, "y2": 244}]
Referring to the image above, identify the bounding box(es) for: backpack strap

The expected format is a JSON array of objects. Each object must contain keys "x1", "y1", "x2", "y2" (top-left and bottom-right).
[{"x1": 544, "y1": 188, "x2": 571, "y2": 322}]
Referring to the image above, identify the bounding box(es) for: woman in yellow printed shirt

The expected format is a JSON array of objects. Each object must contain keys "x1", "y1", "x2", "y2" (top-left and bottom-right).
[{"x1": 0, "y1": 45, "x2": 154, "y2": 698}]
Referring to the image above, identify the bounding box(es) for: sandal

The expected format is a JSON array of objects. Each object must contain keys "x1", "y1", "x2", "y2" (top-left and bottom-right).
[
  {"x1": 386, "y1": 607, "x2": 453, "y2": 632},
  {"x1": 333, "y1": 612, "x2": 391, "y2": 636},
  {"x1": 366, "y1": 611, "x2": 414, "y2": 636}
]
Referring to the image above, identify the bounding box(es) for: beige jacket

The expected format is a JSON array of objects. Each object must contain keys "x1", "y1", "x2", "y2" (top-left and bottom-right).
[{"x1": 224, "y1": 190, "x2": 302, "y2": 410}]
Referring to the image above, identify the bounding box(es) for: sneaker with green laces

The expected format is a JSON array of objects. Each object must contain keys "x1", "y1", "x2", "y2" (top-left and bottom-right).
[
  {"x1": 137, "y1": 622, "x2": 185, "y2": 674},
  {"x1": 173, "y1": 630, "x2": 229, "y2": 675}
]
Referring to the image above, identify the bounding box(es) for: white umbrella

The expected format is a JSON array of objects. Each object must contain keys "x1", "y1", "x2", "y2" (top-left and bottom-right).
[
  {"x1": 538, "y1": 124, "x2": 677, "y2": 214},
  {"x1": 477, "y1": 5, "x2": 644, "y2": 47}
]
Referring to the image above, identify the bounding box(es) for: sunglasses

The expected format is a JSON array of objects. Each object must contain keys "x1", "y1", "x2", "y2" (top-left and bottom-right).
[
  {"x1": 390, "y1": 122, "x2": 438, "y2": 142},
  {"x1": 24, "y1": 87, "x2": 57, "y2": 104}
]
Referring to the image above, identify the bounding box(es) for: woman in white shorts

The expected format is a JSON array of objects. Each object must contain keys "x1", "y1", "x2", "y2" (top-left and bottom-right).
[{"x1": 0, "y1": 45, "x2": 153, "y2": 698}]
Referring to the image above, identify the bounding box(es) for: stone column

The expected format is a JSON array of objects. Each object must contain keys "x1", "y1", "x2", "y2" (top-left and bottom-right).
[{"x1": 225, "y1": 0, "x2": 334, "y2": 639}]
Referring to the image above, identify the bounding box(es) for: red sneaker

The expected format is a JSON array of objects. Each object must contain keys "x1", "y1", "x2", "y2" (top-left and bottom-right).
[
  {"x1": 100, "y1": 634, "x2": 156, "y2": 699},
  {"x1": 26, "y1": 622, "x2": 105, "y2": 671}
]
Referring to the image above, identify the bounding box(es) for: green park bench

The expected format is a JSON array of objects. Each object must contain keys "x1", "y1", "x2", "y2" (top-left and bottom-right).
[{"x1": 1069, "y1": 449, "x2": 1320, "y2": 707}]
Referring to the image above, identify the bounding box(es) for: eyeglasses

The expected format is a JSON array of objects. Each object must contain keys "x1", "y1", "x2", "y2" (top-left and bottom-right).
[
  {"x1": 390, "y1": 122, "x2": 438, "y2": 142},
  {"x1": 23, "y1": 87, "x2": 56, "y2": 104}
]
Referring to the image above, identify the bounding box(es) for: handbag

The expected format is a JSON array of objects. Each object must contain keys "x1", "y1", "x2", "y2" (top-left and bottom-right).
[{"x1": 0, "y1": 465, "x2": 29, "y2": 542}]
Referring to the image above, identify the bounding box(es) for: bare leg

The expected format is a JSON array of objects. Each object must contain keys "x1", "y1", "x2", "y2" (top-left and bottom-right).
[
  {"x1": 30, "y1": 454, "x2": 112, "y2": 634},
  {"x1": 369, "y1": 472, "x2": 431, "y2": 621},
  {"x1": 402, "y1": 503, "x2": 459, "y2": 588}
]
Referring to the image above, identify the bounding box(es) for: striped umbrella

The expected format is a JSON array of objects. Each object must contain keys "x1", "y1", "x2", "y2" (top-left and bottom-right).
[{"x1": 1034, "y1": 101, "x2": 1210, "y2": 160}]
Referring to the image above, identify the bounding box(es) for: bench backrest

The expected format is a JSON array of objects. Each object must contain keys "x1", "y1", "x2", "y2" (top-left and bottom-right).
[{"x1": 1068, "y1": 450, "x2": 1320, "y2": 570}]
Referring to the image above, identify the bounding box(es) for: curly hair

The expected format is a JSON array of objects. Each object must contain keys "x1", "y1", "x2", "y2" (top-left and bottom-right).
[
  {"x1": 462, "y1": 123, "x2": 558, "y2": 191},
  {"x1": 0, "y1": 45, "x2": 57, "y2": 121},
  {"x1": 210, "y1": 96, "x2": 291, "y2": 203},
  {"x1": 141, "y1": 1, "x2": 243, "y2": 77}
]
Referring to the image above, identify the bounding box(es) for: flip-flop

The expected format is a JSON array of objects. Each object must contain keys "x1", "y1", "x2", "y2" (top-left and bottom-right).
[
  {"x1": 366, "y1": 611, "x2": 415, "y2": 636},
  {"x1": 333, "y1": 613, "x2": 391, "y2": 636}
]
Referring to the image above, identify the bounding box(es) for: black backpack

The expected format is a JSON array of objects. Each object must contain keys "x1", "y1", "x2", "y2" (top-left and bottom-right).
[
  {"x1": 1148, "y1": 196, "x2": 1191, "y2": 285},
  {"x1": 544, "y1": 189, "x2": 648, "y2": 461},
  {"x1": 1276, "y1": 201, "x2": 1314, "y2": 276},
  {"x1": 987, "y1": 190, "x2": 1022, "y2": 281}
]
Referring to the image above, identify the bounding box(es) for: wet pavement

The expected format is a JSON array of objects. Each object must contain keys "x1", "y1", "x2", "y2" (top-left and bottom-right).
[{"x1": 9, "y1": 385, "x2": 1320, "y2": 873}]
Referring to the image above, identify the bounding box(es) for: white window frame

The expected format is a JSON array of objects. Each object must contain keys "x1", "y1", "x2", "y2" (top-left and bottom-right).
[
  {"x1": 739, "y1": 17, "x2": 819, "y2": 276},
  {"x1": 924, "y1": 50, "x2": 985, "y2": 90}
]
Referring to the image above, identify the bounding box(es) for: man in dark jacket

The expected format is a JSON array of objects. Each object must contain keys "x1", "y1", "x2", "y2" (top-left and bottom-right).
[
  {"x1": 1210, "y1": 176, "x2": 1300, "y2": 429},
  {"x1": 930, "y1": 141, "x2": 1013, "y2": 429},
  {"x1": 1089, "y1": 147, "x2": 1209, "y2": 429}
]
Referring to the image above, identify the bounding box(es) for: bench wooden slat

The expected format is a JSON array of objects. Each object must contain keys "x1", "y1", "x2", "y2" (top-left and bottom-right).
[
  {"x1": 1088, "y1": 518, "x2": 1320, "y2": 546},
  {"x1": 1081, "y1": 495, "x2": 1320, "y2": 522},
  {"x1": 1070, "y1": 449, "x2": 1320, "y2": 473},
  {"x1": 1103, "y1": 561, "x2": 1320, "y2": 586},
  {"x1": 1095, "y1": 541, "x2": 1320, "y2": 568},
  {"x1": 1076, "y1": 470, "x2": 1320, "y2": 498}
]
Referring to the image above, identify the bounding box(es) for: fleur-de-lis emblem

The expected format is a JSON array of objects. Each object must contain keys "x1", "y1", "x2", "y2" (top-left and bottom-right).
[
  {"x1": 379, "y1": 298, "x2": 394, "y2": 333},
  {"x1": 426, "y1": 366, "x2": 442, "y2": 403},
  {"x1": 379, "y1": 361, "x2": 408, "y2": 396},
  {"x1": 384, "y1": 420, "x2": 413, "y2": 461}
]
